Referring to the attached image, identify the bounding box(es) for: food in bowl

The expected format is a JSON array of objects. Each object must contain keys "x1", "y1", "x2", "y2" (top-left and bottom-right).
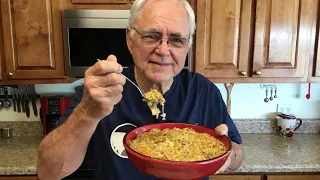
[
  {"x1": 128, "y1": 127, "x2": 227, "y2": 162},
  {"x1": 123, "y1": 123, "x2": 232, "y2": 180},
  {"x1": 142, "y1": 89, "x2": 166, "y2": 120}
]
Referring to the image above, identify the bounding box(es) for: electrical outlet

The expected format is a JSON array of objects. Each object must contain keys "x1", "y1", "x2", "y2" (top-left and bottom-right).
[{"x1": 277, "y1": 104, "x2": 292, "y2": 114}]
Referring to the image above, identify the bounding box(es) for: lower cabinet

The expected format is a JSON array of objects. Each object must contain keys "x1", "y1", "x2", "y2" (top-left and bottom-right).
[
  {"x1": 210, "y1": 174, "x2": 320, "y2": 180},
  {"x1": 266, "y1": 175, "x2": 320, "y2": 180},
  {"x1": 0, "y1": 176, "x2": 38, "y2": 180},
  {"x1": 210, "y1": 175, "x2": 262, "y2": 180}
]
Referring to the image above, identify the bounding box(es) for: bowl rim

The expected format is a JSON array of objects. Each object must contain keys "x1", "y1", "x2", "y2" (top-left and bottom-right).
[{"x1": 123, "y1": 122, "x2": 232, "y2": 165}]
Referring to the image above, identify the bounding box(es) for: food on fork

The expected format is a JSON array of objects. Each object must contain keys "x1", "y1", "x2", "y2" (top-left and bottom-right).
[{"x1": 143, "y1": 89, "x2": 166, "y2": 120}]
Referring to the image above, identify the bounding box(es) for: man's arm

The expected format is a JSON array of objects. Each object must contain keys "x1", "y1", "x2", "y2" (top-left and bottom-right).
[{"x1": 37, "y1": 107, "x2": 98, "y2": 180}]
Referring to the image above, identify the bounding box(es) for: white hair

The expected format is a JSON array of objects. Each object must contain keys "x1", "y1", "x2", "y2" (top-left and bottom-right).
[{"x1": 128, "y1": 0, "x2": 196, "y2": 47}]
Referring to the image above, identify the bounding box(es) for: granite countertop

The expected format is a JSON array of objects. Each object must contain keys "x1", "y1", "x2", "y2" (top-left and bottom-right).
[
  {"x1": 0, "y1": 136, "x2": 42, "y2": 175},
  {"x1": 0, "y1": 134, "x2": 319, "y2": 175}
]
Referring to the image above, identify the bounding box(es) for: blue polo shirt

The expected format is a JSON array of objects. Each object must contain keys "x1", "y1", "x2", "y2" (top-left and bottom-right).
[{"x1": 58, "y1": 65, "x2": 242, "y2": 180}]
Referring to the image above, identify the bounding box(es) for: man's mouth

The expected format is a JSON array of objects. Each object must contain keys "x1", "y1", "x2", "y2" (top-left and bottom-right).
[{"x1": 150, "y1": 61, "x2": 170, "y2": 66}]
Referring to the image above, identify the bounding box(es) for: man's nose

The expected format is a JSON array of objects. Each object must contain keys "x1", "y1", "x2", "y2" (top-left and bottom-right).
[{"x1": 155, "y1": 39, "x2": 170, "y2": 56}]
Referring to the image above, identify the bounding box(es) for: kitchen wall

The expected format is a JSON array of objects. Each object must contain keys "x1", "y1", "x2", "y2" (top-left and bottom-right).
[{"x1": 0, "y1": 80, "x2": 320, "y2": 121}]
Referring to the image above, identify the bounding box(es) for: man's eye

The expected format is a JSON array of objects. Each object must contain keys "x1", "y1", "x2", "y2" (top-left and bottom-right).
[
  {"x1": 142, "y1": 34, "x2": 160, "y2": 40},
  {"x1": 170, "y1": 37, "x2": 184, "y2": 44}
]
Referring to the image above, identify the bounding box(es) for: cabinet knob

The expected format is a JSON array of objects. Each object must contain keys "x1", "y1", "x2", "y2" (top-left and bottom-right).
[
  {"x1": 8, "y1": 72, "x2": 13, "y2": 78},
  {"x1": 254, "y1": 71, "x2": 262, "y2": 75},
  {"x1": 239, "y1": 71, "x2": 247, "y2": 76}
]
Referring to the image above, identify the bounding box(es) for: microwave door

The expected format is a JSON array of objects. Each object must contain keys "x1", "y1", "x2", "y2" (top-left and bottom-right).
[{"x1": 63, "y1": 10, "x2": 131, "y2": 78}]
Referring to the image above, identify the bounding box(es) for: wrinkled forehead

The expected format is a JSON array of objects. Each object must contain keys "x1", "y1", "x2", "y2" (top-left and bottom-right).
[{"x1": 136, "y1": 0, "x2": 190, "y2": 36}]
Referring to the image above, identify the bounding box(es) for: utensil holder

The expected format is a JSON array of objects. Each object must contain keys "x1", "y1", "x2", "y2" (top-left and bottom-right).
[{"x1": 1, "y1": 127, "x2": 12, "y2": 138}]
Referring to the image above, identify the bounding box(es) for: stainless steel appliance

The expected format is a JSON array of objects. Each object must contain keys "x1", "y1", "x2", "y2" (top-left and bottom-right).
[{"x1": 63, "y1": 9, "x2": 192, "y2": 78}]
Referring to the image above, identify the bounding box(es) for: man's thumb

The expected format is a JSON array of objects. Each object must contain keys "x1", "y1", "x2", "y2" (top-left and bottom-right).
[
  {"x1": 107, "y1": 54, "x2": 118, "y2": 62},
  {"x1": 215, "y1": 124, "x2": 228, "y2": 136}
]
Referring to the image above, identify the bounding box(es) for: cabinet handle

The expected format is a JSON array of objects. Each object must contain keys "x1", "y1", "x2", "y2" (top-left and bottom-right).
[
  {"x1": 239, "y1": 71, "x2": 247, "y2": 76},
  {"x1": 254, "y1": 71, "x2": 262, "y2": 75},
  {"x1": 8, "y1": 72, "x2": 13, "y2": 78}
]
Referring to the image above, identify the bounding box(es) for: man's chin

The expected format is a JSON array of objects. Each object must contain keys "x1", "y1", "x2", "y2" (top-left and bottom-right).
[{"x1": 146, "y1": 72, "x2": 173, "y2": 83}]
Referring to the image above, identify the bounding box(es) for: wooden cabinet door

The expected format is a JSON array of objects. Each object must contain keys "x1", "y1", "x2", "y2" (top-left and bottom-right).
[
  {"x1": 313, "y1": 18, "x2": 320, "y2": 78},
  {"x1": 1, "y1": 0, "x2": 65, "y2": 80},
  {"x1": 252, "y1": 0, "x2": 311, "y2": 78},
  {"x1": 0, "y1": 176, "x2": 38, "y2": 180},
  {"x1": 195, "y1": 0, "x2": 253, "y2": 78},
  {"x1": 0, "y1": 22, "x2": 3, "y2": 81},
  {"x1": 210, "y1": 175, "x2": 262, "y2": 180},
  {"x1": 71, "y1": 0, "x2": 127, "y2": 3},
  {"x1": 267, "y1": 175, "x2": 320, "y2": 180}
]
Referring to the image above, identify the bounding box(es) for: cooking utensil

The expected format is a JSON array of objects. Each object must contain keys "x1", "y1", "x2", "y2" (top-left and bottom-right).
[
  {"x1": 269, "y1": 87, "x2": 274, "y2": 101},
  {"x1": 14, "y1": 87, "x2": 21, "y2": 112},
  {"x1": 26, "y1": 84, "x2": 38, "y2": 116},
  {"x1": 21, "y1": 85, "x2": 30, "y2": 118},
  {"x1": 264, "y1": 87, "x2": 269, "y2": 102},
  {"x1": 18, "y1": 85, "x2": 25, "y2": 112},
  {"x1": 12, "y1": 87, "x2": 16, "y2": 112},
  {"x1": 97, "y1": 59, "x2": 143, "y2": 95},
  {"x1": 306, "y1": 83, "x2": 311, "y2": 99},
  {"x1": 274, "y1": 87, "x2": 277, "y2": 98},
  {"x1": 3, "y1": 86, "x2": 11, "y2": 108},
  {"x1": 123, "y1": 123, "x2": 232, "y2": 180}
]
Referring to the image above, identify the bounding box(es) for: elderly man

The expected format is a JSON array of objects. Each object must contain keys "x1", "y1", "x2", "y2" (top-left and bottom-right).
[{"x1": 36, "y1": 0, "x2": 243, "y2": 179}]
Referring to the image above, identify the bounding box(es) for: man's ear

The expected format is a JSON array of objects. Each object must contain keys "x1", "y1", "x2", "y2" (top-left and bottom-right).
[{"x1": 126, "y1": 28, "x2": 133, "y2": 54}]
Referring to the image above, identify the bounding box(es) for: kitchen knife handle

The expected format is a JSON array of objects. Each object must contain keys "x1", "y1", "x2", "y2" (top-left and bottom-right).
[
  {"x1": 14, "y1": 88, "x2": 21, "y2": 112},
  {"x1": 32, "y1": 99, "x2": 37, "y2": 116},
  {"x1": 25, "y1": 100, "x2": 30, "y2": 118},
  {"x1": 13, "y1": 98, "x2": 16, "y2": 112}
]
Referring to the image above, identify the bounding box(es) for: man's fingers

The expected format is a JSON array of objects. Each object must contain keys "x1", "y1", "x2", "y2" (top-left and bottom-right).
[
  {"x1": 215, "y1": 124, "x2": 228, "y2": 136},
  {"x1": 86, "y1": 56, "x2": 122, "y2": 76},
  {"x1": 87, "y1": 73, "x2": 126, "y2": 87}
]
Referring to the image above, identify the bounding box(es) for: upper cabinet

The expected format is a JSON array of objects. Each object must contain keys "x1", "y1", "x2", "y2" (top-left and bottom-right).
[
  {"x1": 308, "y1": 0, "x2": 320, "y2": 82},
  {"x1": 252, "y1": 0, "x2": 308, "y2": 78},
  {"x1": 65, "y1": 0, "x2": 194, "y2": 9},
  {"x1": 1, "y1": 0, "x2": 66, "y2": 80},
  {"x1": 71, "y1": 0, "x2": 128, "y2": 3},
  {"x1": 196, "y1": 0, "x2": 316, "y2": 83},
  {"x1": 195, "y1": 0, "x2": 252, "y2": 79}
]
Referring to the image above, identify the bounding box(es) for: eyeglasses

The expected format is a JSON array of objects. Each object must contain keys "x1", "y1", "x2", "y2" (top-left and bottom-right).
[{"x1": 131, "y1": 27, "x2": 190, "y2": 49}]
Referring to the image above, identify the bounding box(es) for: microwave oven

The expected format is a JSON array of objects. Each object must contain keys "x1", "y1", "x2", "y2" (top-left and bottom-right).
[{"x1": 63, "y1": 9, "x2": 192, "y2": 78}]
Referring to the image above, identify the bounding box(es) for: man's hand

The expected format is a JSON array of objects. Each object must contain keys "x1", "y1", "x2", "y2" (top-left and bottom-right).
[
  {"x1": 77, "y1": 55, "x2": 126, "y2": 123},
  {"x1": 214, "y1": 124, "x2": 243, "y2": 174}
]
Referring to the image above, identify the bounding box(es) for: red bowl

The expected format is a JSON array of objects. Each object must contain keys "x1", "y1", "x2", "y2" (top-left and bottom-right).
[{"x1": 123, "y1": 123, "x2": 232, "y2": 180}]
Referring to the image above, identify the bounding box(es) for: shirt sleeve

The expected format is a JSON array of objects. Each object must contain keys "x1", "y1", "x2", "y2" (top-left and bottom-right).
[
  {"x1": 215, "y1": 87, "x2": 242, "y2": 144},
  {"x1": 56, "y1": 85, "x2": 84, "y2": 127}
]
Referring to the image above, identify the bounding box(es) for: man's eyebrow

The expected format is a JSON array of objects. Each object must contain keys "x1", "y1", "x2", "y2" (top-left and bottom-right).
[
  {"x1": 142, "y1": 28, "x2": 161, "y2": 34},
  {"x1": 169, "y1": 33, "x2": 183, "y2": 37}
]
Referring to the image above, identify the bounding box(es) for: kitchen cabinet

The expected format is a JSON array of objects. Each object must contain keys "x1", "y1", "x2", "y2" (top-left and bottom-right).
[
  {"x1": 71, "y1": 0, "x2": 128, "y2": 3},
  {"x1": 308, "y1": 0, "x2": 320, "y2": 82},
  {"x1": 210, "y1": 174, "x2": 262, "y2": 180},
  {"x1": 0, "y1": 20, "x2": 3, "y2": 81},
  {"x1": 0, "y1": 0, "x2": 69, "y2": 84},
  {"x1": 195, "y1": 0, "x2": 252, "y2": 79},
  {"x1": 66, "y1": 0, "x2": 194, "y2": 10},
  {"x1": 195, "y1": 0, "x2": 315, "y2": 83},
  {"x1": 266, "y1": 175, "x2": 320, "y2": 180},
  {"x1": 0, "y1": 176, "x2": 38, "y2": 180}
]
